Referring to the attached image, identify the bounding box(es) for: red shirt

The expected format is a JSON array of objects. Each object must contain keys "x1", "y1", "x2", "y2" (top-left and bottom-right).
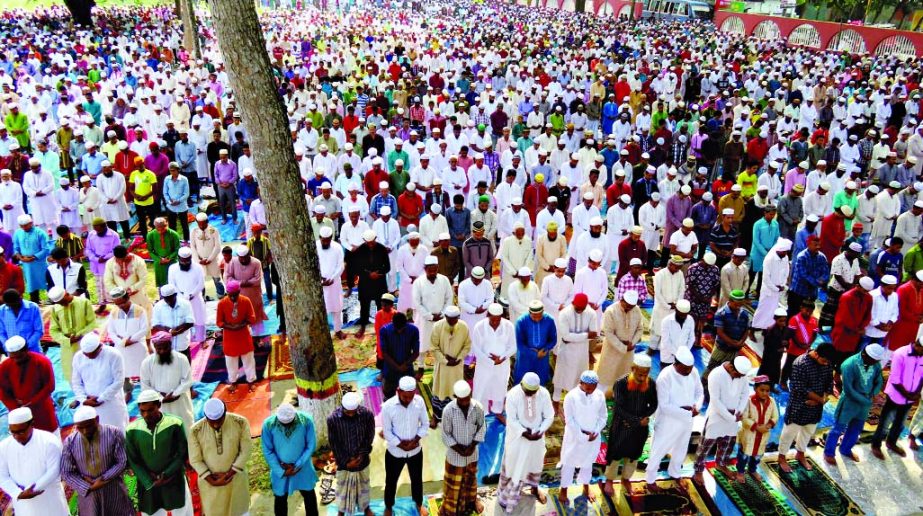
[
  {"x1": 787, "y1": 313, "x2": 818, "y2": 356},
  {"x1": 374, "y1": 308, "x2": 395, "y2": 358},
  {"x1": 606, "y1": 182, "x2": 632, "y2": 209},
  {"x1": 216, "y1": 295, "x2": 256, "y2": 357},
  {"x1": 0, "y1": 353, "x2": 58, "y2": 432},
  {"x1": 397, "y1": 192, "x2": 423, "y2": 227},
  {"x1": 0, "y1": 262, "x2": 24, "y2": 296}
]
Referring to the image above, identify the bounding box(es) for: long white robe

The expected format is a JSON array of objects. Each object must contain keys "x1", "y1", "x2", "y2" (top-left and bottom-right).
[
  {"x1": 0, "y1": 180, "x2": 25, "y2": 232},
  {"x1": 140, "y1": 352, "x2": 195, "y2": 436},
  {"x1": 372, "y1": 217, "x2": 402, "y2": 292},
  {"x1": 23, "y1": 170, "x2": 57, "y2": 228},
  {"x1": 106, "y1": 303, "x2": 150, "y2": 378},
  {"x1": 317, "y1": 242, "x2": 345, "y2": 314},
  {"x1": 659, "y1": 315, "x2": 696, "y2": 365},
  {"x1": 96, "y1": 173, "x2": 130, "y2": 222},
  {"x1": 894, "y1": 211, "x2": 923, "y2": 246},
  {"x1": 644, "y1": 366, "x2": 703, "y2": 483},
  {"x1": 168, "y1": 263, "x2": 207, "y2": 342},
  {"x1": 552, "y1": 306, "x2": 598, "y2": 401},
  {"x1": 606, "y1": 204, "x2": 634, "y2": 264},
  {"x1": 704, "y1": 365, "x2": 749, "y2": 440},
  {"x1": 502, "y1": 386, "x2": 554, "y2": 484},
  {"x1": 507, "y1": 280, "x2": 540, "y2": 323},
  {"x1": 752, "y1": 250, "x2": 791, "y2": 329},
  {"x1": 457, "y1": 277, "x2": 494, "y2": 330},
  {"x1": 649, "y1": 267, "x2": 685, "y2": 348},
  {"x1": 395, "y1": 243, "x2": 430, "y2": 312},
  {"x1": 540, "y1": 274, "x2": 574, "y2": 320},
  {"x1": 412, "y1": 274, "x2": 453, "y2": 354},
  {"x1": 568, "y1": 232, "x2": 609, "y2": 271},
  {"x1": 639, "y1": 201, "x2": 665, "y2": 252},
  {"x1": 572, "y1": 265, "x2": 608, "y2": 319},
  {"x1": 0, "y1": 430, "x2": 69, "y2": 516},
  {"x1": 72, "y1": 346, "x2": 129, "y2": 430},
  {"x1": 53, "y1": 187, "x2": 80, "y2": 232},
  {"x1": 471, "y1": 317, "x2": 517, "y2": 412},
  {"x1": 499, "y1": 235, "x2": 533, "y2": 299},
  {"x1": 560, "y1": 388, "x2": 608, "y2": 486},
  {"x1": 871, "y1": 190, "x2": 900, "y2": 247}
]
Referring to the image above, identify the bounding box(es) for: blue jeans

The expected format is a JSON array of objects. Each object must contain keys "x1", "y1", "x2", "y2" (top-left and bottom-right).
[
  {"x1": 824, "y1": 418, "x2": 864, "y2": 457},
  {"x1": 873, "y1": 398, "x2": 913, "y2": 446},
  {"x1": 736, "y1": 451, "x2": 761, "y2": 473}
]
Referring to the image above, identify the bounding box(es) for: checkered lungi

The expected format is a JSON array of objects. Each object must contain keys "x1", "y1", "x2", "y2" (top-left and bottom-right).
[
  {"x1": 335, "y1": 467, "x2": 371, "y2": 514},
  {"x1": 496, "y1": 464, "x2": 541, "y2": 513},
  {"x1": 441, "y1": 461, "x2": 479, "y2": 515},
  {"x1": 694, "y1": 435, "x2": 737, "y2": 473}
]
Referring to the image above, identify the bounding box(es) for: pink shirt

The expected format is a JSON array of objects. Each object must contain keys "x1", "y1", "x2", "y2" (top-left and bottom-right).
[{"x1": 884, "y1": 345, "x2": 923, "y2": 405}]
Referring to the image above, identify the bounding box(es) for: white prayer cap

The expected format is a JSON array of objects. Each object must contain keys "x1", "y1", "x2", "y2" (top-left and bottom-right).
[
  {"x1": 8, "y1": 407, "x2": 32, "y2": 425},
  {"x1": 424, "y1": 256, "x2": 439, "y2": 266},
  {"x1": 195, "y1": 212, "x2": 208, "y2": 222},
  {"x1": 881, "y1": 274, "x2": 898, "y2": 285},
  {"x1": 848, "y1": 242, "x2": 862, "y2": 252},
  {"x1": 47, "y1": 286, "x2": 66, "y2": 303},
  {"x1": 511, "y1": 197, "x2": 523, "y2": 205},
  {"x1": 314, "y1": 205, "x2": 327, "y2": 214},
  {"x1": 444, "y1": 305, "x2": 461, "y2": 318},
  {"x1": 703, "y1": 252, "x2": 716, "y2": 265},
  {"x1": 242, "y1": 168, "x2": 254, "y2": 177},
  {"x1": 676, "y1": 299, "x2": 691, "y2": 314},
  {"x1": 733, "y1": 248, "x2": 747, "y2": 257},
  {"x1": 341, "y1": 391, "x2": 362, "y2": 410},
  {"x1": 204, "y1": 399, "x2": 226, "y2": 420},
  {"x1": 471, "y1": 266, "x2": 486, "y2": 279},
  {"x1": 682, "y1": 218, "x2": 694, "y2": 228},
  {"x1": 680, "y1": 185, "x2": 692, "y2": 195},
  {"x1": 4, "y1": 336, "x2": 25, "y2": 353},
  {"x1": 159, "y1": 284, "x2": 177, "y2": 297},
  {"x1": 517, "y1": 266, "x2": 532, "y2": 277},
  {"x1": 513, "y1": 221, "x2": 525, "y2": 230},
  {"x1": 378, "y1": 181, "x2": 389, "y2": 190},
  {"x1": 528, "y1": 300, "x2": 544, "y2": 313},
  {"x1": 59, "y1": 178, "x2": 70, "y2": 186},
  {"x1": 73, "y1": 405, "x2": 98, "y2": 423},
  {"x1": 276, "y1": 402, "x2": 297, "y2": 424},
  {"x1": 731, "y1": 184, "x2": 742, "y2": 192},
  {"x1": 774, "y1": 307, "x2": 788, "y2": 318},
  {"x1": 865, "y1": 343, "x2": 887, "y2": 361},
  {"x1": 137, "y1": 389, "x2": 164, "y2": 404},
  {"x1": 859, "y1": 276, "x2": 875, "y2": 291},
  {"x1": 629, "y1": 258, "x2": 643, "y2": 266},
  {"x1": 453, "y1": 380, "x2": 472, "y2": 398},
  {"x1": 633, "y1": 353, "x2": 652, "y2": 368},
  {"x1": 917, "y1": 270, "x2": 923, "y2": 282},
  {"x1": 651, "y1": 192, "x2": 661, "y2": 201},
  {"x1": 554, "y1": 258, "x2": 568, "y2": 269},
  {"x1": 619, "y1": 194, "x2": 631, "y2": 204},
  {"x1": 16, "y1": 214, "x2": 31, "y2": 226},
  {"x1": 362, "y1": 230, "x2": 377, "y2": 242},
  {"x1": 589, "y1": 216, "x2": 604, "y2": 226},
  {"x1": 100, "y1": 160, "x2": 111, "y2": 167},
  {"x1": 438, "y1": 232, "x2": 451, "y2": 241},
  {"x1": 398, "y1": 376, "x2": 417, "y2": 392},
  {"x1": 85, "y1": 141, "x2": 96, "y2": 148},
  {"x1": 407, "y1": 231, "x2": 421, "y2": 240},
  {"x1": 80, "y1": 175, "x2": 91, "y2": 183},
  {"x1": 805, "y1": 214, "x2": 819, "y2": 223},
  {"x1": 589, "y1": 249, "x2": 603, "y2": 263},
  {"x1": 236, "y1": 244, "x2": 250, "y2": 256},
  {"x1": 380, "y1": 206, "x2": 392, "y2": 216},
  {"x1": 521, "y1": 372, "x2": 541, "y2": 390},
  {"x1": 702, "y1": 192, "x2": 713, "y2": 202},
  {"x1": 675, "y1": 346, "x2": 694, "y2": 366},
  {"x1": 733, "y1": 356, "x2": 753, "y2": 375},
  {"x1": 889, "y1": 180, "x2": 902, "y2": 189},
  {"x1": 488, "y1": 303, "x2": 503, "y2": 316},
  {"x1": 178, "y1": 247, "x2": 193, "y2": 258},
  {"x1": 622, "y1": 290, "x2": 639, "y2": 306},
  {"x1": 583, "y1": 192, "x2": 594, "y2": 201},
  {"x1": 430, "y1": 204, "x2": 442, "y2": 214},
  {"x1": 80, "y1": 333, "x2": 101, "y2": 354},
  {"x1": 0, "y1": 169, "x2": 10, "y2": 176},
  {"x1": 28, "y1": 157, "x2": 40, "y2": 166},
  {"x1": 319, "y1": 226, "x2": 334, "y2": 238}
]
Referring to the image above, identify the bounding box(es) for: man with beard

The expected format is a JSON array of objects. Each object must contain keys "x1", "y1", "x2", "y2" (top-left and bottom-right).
[
  {"x1": 146, "y1": 217, "x2": 181, "y2": 288},
  {"x1": 224, "y1": 244, "x2": 269, "y2": 337},
  {"x1": 85, "y1": 218, "x2": 120, "y2": 313},
  {"x1": 48, "y1": 285, "x2": 97, "y2": 383},
  {"x1": 216, "y1": 280, "x2": 257, "y2": 393},
  {"x1": 0, "y1": 336, "x2": 58, "y2": 434},
  {"x1": 105, "y1": 287, "x2": 149, "y2": 399},
  {"x1": 317, "y1": 226, "x2": 346, "y2": 339},
  {"x1": 168, "y1": 247, "x2": 207, "y2": 343},
  {"x1": 60, "y1": 405, "x2": 135, "y2": 515},
  {"x1": 12, "y1": 214, "x2": 50, "y2": 302},
  {"x1": 95, "y1": 161, "x2": 131, "y2": 238},
  {"x1": 0, "y1": 407, "x2": 69, "y2": 515},
  {"x1": 190, "y1": 213, "x2": 225, "y2": 298},
  {"x1": 140, "y1": 331, "x2": 195, "y2": 436},
  {"x1": 71, "y1": 333, "x2": 129, "y2": 431}
]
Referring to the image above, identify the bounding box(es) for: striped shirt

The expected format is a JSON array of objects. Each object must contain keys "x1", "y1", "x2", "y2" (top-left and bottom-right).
[
  {"x1": 441, "y1": 400, "x2": 486, "y2": 466},
  {"x1": 60, "y1": 424, "x2": 134, "y2": 515},
  {"x1": 327, "y1": 407, "x2": 375, "y2": 471}
]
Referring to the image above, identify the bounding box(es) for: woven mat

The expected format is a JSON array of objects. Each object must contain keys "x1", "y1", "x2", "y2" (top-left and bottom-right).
[
  {"x1": 767, "y1": 458, "x2": 865, "y2": 516},
  {"x1": 548, "y1": 485, "x2": 611, "y2": 515},
  {"x1": 268, "y1": 335, "x2": 295, "y2": 381},
  {"x1": 611, "y1": 478, "x2": 721, "y2": 515},
  {"x1": 711, "y1": 467, "x2": 798, "y2": 516}
]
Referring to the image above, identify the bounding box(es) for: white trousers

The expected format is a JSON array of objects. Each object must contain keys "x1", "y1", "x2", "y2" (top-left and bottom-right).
[
  {"x1": 560, "y1": 459, "x2": 593, "y2": 488},
  {"x1": 142, "y1": 483, "x2": 194, "y2": 516},
  {"x1": 778, "y1": 422, "x2": 817, "y2": 454},
  {"x1": 225, "y1": 352, "x2": 257, "y2": 383},
  {"x1": 329, "y1": 310, "x2": 343, "y2": 332},
  {"x1": 645, "y1": 418, "x2": 693, "y2": 483}
]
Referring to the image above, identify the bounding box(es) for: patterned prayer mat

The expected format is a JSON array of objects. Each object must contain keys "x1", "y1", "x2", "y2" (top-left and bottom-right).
[
  {"x1": 199, "y1": 339, "x2": 272, "y2": 383},
  {"x1": 767, "y1": 458, "x2": 865, "y2": 516},
  {"x1": 548, "y1": 485, "x2": 611, "y2": 516},
  {"x1": 710, "y1": 467, "x2": 798, "y2": 516},
  {"x1": 267, "y1": 335, "x2": 295, "y2": 381},
  {"x1": 613, "y1": 478, "x2": 721, "y2": 515}
]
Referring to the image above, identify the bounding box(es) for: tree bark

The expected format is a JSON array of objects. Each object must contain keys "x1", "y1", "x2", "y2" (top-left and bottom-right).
[
  {"x1": 180, "y1": 0, "x2": 202, "y2": 59},
  {"x1": 63, "y1": 0, "x2": 95, "y2": 26},
  {"x1": 206, "y1": 0, "x2": 340, "y2": 446}
]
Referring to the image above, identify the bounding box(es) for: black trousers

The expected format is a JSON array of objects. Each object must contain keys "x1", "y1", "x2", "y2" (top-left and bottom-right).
[
  {"x1": 107, "y1": 219, "x2": 132, "y2": 239},
  {"x1": 358, "y1": 295, "x2": 381, "y2": 326},
  {"x1": 167, "y1": 210, "x2": 190, "y2": 241},
  {"x1": 384, "y1": 451, "x2": 423, "y2": 507},
  {"x1": 275, "y1": 489, "x2": 317, "y2": 516},
  {"x1": 873, "y1": 398, "x2": 913, "y2": 447},
  {"x1": 136, "y1": 203, "x2": 158, "y2": 236},
  {"x1": 780, "y1": 352, "x2": 800, "y2": 387}
]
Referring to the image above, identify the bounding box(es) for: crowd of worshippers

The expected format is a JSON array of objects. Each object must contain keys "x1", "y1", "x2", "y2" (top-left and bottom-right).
[{"x1": 3, "y1": 0, "x2": 923, "y2": 515}]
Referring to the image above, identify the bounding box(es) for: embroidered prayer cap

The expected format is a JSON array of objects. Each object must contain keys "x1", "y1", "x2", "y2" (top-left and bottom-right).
[
  {"x1": 204, "y1": 399, "x2": 226, "y2": 421},
  {"x1": 528, "y1": 300, "x2": 544, "y2": 313},
  {"x1": 579, "y1": 370, "x2": 599, "y2": 385},
  {"x1": 521, "y1": 372, "x2": 541, "y2": 391},
  {"x1": 276, "y1": 403, "x2": 297, "y2": 424},
  {"x1": 398, "y1": 376, "x2": 417, "y2": 392}
]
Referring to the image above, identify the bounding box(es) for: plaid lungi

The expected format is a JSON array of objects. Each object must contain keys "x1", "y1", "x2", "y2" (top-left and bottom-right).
[
  {"x1": 336, "y1": 467, "x2": 371, "y2": 514},
  {"x1": 441, "y1": 461, "x2": 479, "y2": 515},
  {"x1": 496, "y1": 464, "x2": 541, "y2": 513}
]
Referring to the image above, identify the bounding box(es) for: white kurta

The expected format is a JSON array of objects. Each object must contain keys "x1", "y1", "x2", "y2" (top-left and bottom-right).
[
  {"x1": 752, "y1": 252, "x2": 791, "y2": 329},
  {"x1": 540, "y1": 274, "x2": 574, "y2": 320},
  {"x1": 645, "y1": 366, "x2": 704, "y2": 483},
  {"x1": 471, "y1": 317, "x2": 517, "y2": 411},
  {"x1": 372, "y1": 217, "x2": 402, "y2": 292},
  {"x1": 894, "y1": 211, "x2": 923, "y2": 246},
  {"x1": 560, "y1": 388, "x2": 608, "y2": 485},
  {"x1": 317, "y1": 242, "x2": 346, "y2": 313},
  {"x1": 568, "y1": 232, "x2": 609, "y2": 271},
  {"x1": 23, "y1": 170, "x2": 57, "y2": 228},
  {"x1": 659, "y1": 315, "x2": 695, "y2": 365},
  {"x1": 499, "y1": 236, "x2": 534, "y2": 299},
  {"x1": 606, "y1": 204, "x2": 634, "y2": 261},
  {"x1": 639, "y1": 201, "x2": 665, "y2": 251},
  {"x1": 573, "y1": 266, "x2": 608, "y2": 318},
  {"x1": 553, "y1": 306, "x2": 598, "y2": 400},
  {"x1": 54, "y1": 187, "x2": 80, "y2": 231},
  {"x1": 412, "y1": 274, "x2": 453, "y2": 354},
  {"x1": 502, "y1": 386, "x2": 554, "y2": 483},
  {"x1": 106, "y1": 303, "x2": 150, "y2": 378},
  {"x1": 96, "y1": 173, "x2": 130, "y2": 222},
  {"x1": 457, "y1": 278, "x2": 494, "y2": 330},
  {"x1": 140, "y1": 352, "x2": 195, "y2": 435},
  {"x1": 168, "y1": 263, "x2": 207, "y2": 342},
  {"x1": 0, "y1": 430, "x2": 69, "y2": 516},
  {"x1": 871, "y1": 191, "x2": 900, "y2": 246},
  {"x1": 508, "y1": 281, "x2": 540, "y2": 323},
  {"x1": 704, "y1": 364, "x2": 749, "y2": 439},
  {"x1": 649, "y1": 268, "x2": 685, "y2": 348},
  {"x1": 0, "y1": 180, "x2": 25, "y2": 232},
  {"x1": 72, "y1": 346, "x2": 129, "y2": 430},
  {"x1": 395, "y1": 243, "x2": 430, "y2": 312}
]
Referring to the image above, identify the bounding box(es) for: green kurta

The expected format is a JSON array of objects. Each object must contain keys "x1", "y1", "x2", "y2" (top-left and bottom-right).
[
  {"x1": 125, "y1": 413, "x2": 189, "y2": 515},
  {"x1": 189, "y1": 414, "x2": 252, "y2": 516},
  {"x1": 4, "y1": 111, "x2": 30, "y2": 149},
  {"x1": 430, "y1": 319, "x2": 471, "y2": 399},
  {"x1": 833, "y1": 353, "x2": 883, "y2": 425},
  {"x1": 50, "y1": 295, "x2": 97, "y2": 383},
  {"x1": 146, "y1": 228, "x2": 181, "y2": 286}
]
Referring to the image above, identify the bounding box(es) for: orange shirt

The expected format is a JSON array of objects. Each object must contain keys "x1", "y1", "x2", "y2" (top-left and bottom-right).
[{"x1": 216, "y1": 295, "x2": 256, "y2": 357}]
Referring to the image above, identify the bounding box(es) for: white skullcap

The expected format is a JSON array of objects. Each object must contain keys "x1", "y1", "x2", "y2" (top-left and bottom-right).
[
  {"x1": 7, "y1": 407, "x2": 33, "y2": 425},
  {"x1": 554, "y1": 258, "x2": 568, "y2": 269},
  {"x1": 633, "y1": 353, "x2": 652, "y2": 368},
  {"x1": 806, "y1": 214, "x2": 819, "y2": 223},
  {"x1": 881, "y1": 274, "x2": 898, "y2": 285},
  {"x1": 204, "y1": 399, "x2": 226, "y2": 420},
  {"x1": 16, "y1": 214, "x2": 32, "y2": 226},
  {"x1": 675, "y1": 346, "x2": 694, "y2": 366},
  {"x1": 589, "y1": 249, "x2": 604, "y2": 262},
  {"x1": 195, "y1": 212, "x2": 208, "y2": 222},
  {"x1": 859, "y1": 276, "x2": 875, "y2": 290},
  {"x1": 488, "y1": 303, "x2": 503, "y2": 316},
  {"x1": 242, "y1": 168, "x2": 254, "y2": 177},
  {"x1": 431, "y1": 204, "x2": 442, "y2": 214},
  {"x1": 865, "y1": 343, "x2": 887, "y2": 361},
  {"x1": 362, "y1": 230, "x2": 377, "y2": 242},
  {"x1": 733, "y1": 248, "x2": 747, "y2": 257},
  {"x1": 236, "y1": 244, "x2": 250, "y2": 256},
  {"x1": 518, "y1": 266, "x2": 532, "y2": 277},
  {"x1": 137, "y1": 390, "x2": 164, "y2": 403},
  {"x1": 398, "y1": 376, "x2": 417, "y2": 392},
  {"x1": 444, "y1": 305, "x2": 461, "y2": 318},
  {"x1": 4, "y1": 336, "x2": 26, "y2": 353},
  {"x1": 583, "y1": 192, "x2": 594, "y2": 200},
  {"x1": 47, "y1": 286, "x2": 66, "y2": 303},
  {"x1": 342, "y1": 391, "x2": 362, "y2": 410},
  {"x1": 73, "y1": 405, "x2": 98, "y2": 423},
  {"x1": 178, "y1": 247, "x2": 193, "y2": 258},
  {"x1": 703, "y1": 252, "x2": 717, "y2": 265},
  {"x1": 521, "y1": 372, "x2": 541, "y2": 389},
  {"x1": 703, "y1": 192, "x2": 713, "y2": 202},
  {"x1": 159, "y1": 284, "x2": 177, "y2": 297},
  {"x1": 453, "y1": 380, "x2": 472, "y2": 398},
  {"x1": 589, "y1": 216, "x2": 604, "y2": 226},
  {"x1": 276, "y1": 402, "x2": 297, "y2": 424},
  {"x1": 848, "y1": 242, "x2": 862, "y2": 252},
  {"x1": 471, "y1": 266, "x2": 486, "y2": 279},
  {"x1": 622, "y1": 290, "x2": 639, "y2": 306},
  {"x1": 680, "y1": 185, "x2": 692, "y2": 195},
  {"x1": 28, "y1": 157, "x2": 40, "y2": 166},
  {"x1": 676, "y1": 299, "x2": 691, "y2": 314},
  {"x1": 774, "y1": 307, "x2": 789, "y2": 318},
  {"x1": 620, "y1": 194, "x2": 631, "y2": 204},
  {"x1": 438, "y1": 232, "x2": 451, "y2": 241},
  {"x1": 319, "y1": 226, "x2": 334, "y2": 238},
  {"x1": 424, "y1": 256, "x2": 439, "y2": 266},
  {"x1": 682, "y1": 218, "x2": 694, "y2": 228},
  {"x1": 734, "y1": 356, "x2": 753, "y2": 375},
  {"x1": 80, "y1": 333, "x2": 102, "y2": 354},
  {"x1": 380, "y1": 206, "x2": 392, "y2": 216},
  {"x1": 651, "y1": 192, "x2": 661, "y2": 201}
]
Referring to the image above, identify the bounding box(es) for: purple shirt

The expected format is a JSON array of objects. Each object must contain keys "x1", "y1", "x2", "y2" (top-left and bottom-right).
[
  {"x1": 783, "y1": 168, "x2": 807, "y2": 194},
  {"x1": 214, "y1": 160, "x2": 238, "y2": 185},
  {"x1": 85, "y1": 228, "x2": 121, "y2": 275},
  {"x1": 0, "y1": 231, "x2": 11, "y2": 260},
  {"x1": 884, "y1": 344, "x2": 923, "y2": 405},
  {"x1": 144, "y1": 152, "x2": 170, "y2": 178}
]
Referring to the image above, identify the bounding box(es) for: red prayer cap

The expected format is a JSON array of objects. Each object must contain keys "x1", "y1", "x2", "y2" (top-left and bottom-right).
[
  {"x1": 573, "y1": 293, "x2": 589, "y2": 309},
  {"x1": 149, "y1": 142, "x2": 159, "y2": 150}
]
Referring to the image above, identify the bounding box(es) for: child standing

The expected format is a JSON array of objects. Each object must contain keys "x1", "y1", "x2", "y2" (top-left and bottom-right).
[{"x1": 736, "y1": 375, "x2": 779, "y2": 483}]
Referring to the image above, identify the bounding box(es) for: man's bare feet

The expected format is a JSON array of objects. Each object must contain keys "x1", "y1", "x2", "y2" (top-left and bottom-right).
[
  {"x1": 845, "y1": 452, "x2": 860, "y2": 462},
  {"x1": 532, "y1": 487, "x2": 547, "y2": 504},
  {"x1": 620, "y1": 479, "x2": 633, "y2": 495},
  {"x1": 383, "y1": 508, "x2": 393, "y2": 516},
  {"x1": 886, "y1": 442, "x2": 907, "y2": 457},
  {"x1": 334, "y1": 331, "x2": 346, "y2": 339},
  {"x1": 355, "y1": 326, "x2": 365, "y2": 339},
  {"x1": 363, "y1": 508, "x2": 374, "y2": 516},
  {"x1": 418, "y1": 504, "x2": 428, "y2": 516},
  {"x1": 191, "y1": 389, "x2": 199, "y2": 398},
  {"x1": 248, "y1": 383, "x2": 257, "y2": 392},
  {"x1": 227, "y1": 383, "x2": 237, "y2": 393},
  {"x1": 736, "y1": 472, "x2": 746, "y2": 484},
  {"x1": 584, "y1": 485, "x2": 596, "y2": 502},
  {"x1": 602, "y1": 480, "x2": 614, "y2": 497},
  {"x1": 716, "y1": 465, "x2": 734, "y2": 478},
  {"x1": 871, "y1": 446, "x2": 885, "y2": 460},
  {"x1": 778, "y1": 458, "x2": 792, "y2": 473},
  {"x1": 474, "y1": 499, "x2": 485, "y2": 514},
  {"x1": 796, "y1": 452, "x2": 812, "y2": 470},
  {"x1": 557, "y1": 488, "x2": 569, "y2": 505},
  {"x1": 750, "y1": 471, "x2": 763, "y2": 482},
  {"x1": 692, "y1": 472, "x2": 705, "y2": 485},
  {"x1": 646, "y1": 482, "x2": 662, "y2": 492},
  {"x1": 910, "y1": 436, "x2": 920, "y2": 451},
  {"x1": 823, "y1": 455, "x2": 837, "y2": 466}
]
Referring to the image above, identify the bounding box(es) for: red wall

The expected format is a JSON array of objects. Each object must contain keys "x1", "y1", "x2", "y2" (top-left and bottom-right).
[{"x1": 714, "y1": 11, "x2": 923, "y2": 56}]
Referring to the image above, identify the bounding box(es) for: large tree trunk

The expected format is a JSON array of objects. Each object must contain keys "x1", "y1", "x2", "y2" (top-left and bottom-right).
[
  {"x1": 207, "y1": 0, "x2": 340, "y2": 446},
  {"x1": 63, "y1": 0, "x2": 95, "y2": 26},
  {"x1": 180, "y1": 0, "x2": 202, "y2": 59}
]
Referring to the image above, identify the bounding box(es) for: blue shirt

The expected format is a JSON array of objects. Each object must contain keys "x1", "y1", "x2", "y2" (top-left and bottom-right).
[
  {"x1": 173, "y1": 140, "x2": 197, "y2": 172},
  {"x1": 0, "y1": 301, "x2": 44, "y2": 353},
  {"x1": 876, "y1": 250, "x2": 903, "y2": 285},
  {"x1": 790, "y1": 249, "x2": 830, "y2": 297},
  {"x1": 369, "y1": 193, "x2": 397, "y2": 218},
  {"x1": 261, "y1": 413, "x2": 318, "y2": 495},
  {"x1": 793, "y1": 226, "x2": 819, "y2": 259},
  {"x1": 79, "y1": 151, "x2": 106, "y2": 178},
  {"x1": 714, "y1": 305, "x2": 751, "y2": 349},
  {"x1": 379, "y1": 323, "x2": 420, "y2": 381},
  {"x1": 162, "y1": 175, "x2": 190, "y2": 213},
  {"x1": 514, "y1": 314, "x2": 557, "y2": 385},
  {"x1": 445, "y1": 207, "x2": 471, "y2": 246}
]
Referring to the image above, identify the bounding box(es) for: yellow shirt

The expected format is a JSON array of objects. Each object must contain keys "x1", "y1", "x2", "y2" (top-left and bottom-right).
[{"x1": 129, "y1": 169, "x2": 158, "y2": 206}]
